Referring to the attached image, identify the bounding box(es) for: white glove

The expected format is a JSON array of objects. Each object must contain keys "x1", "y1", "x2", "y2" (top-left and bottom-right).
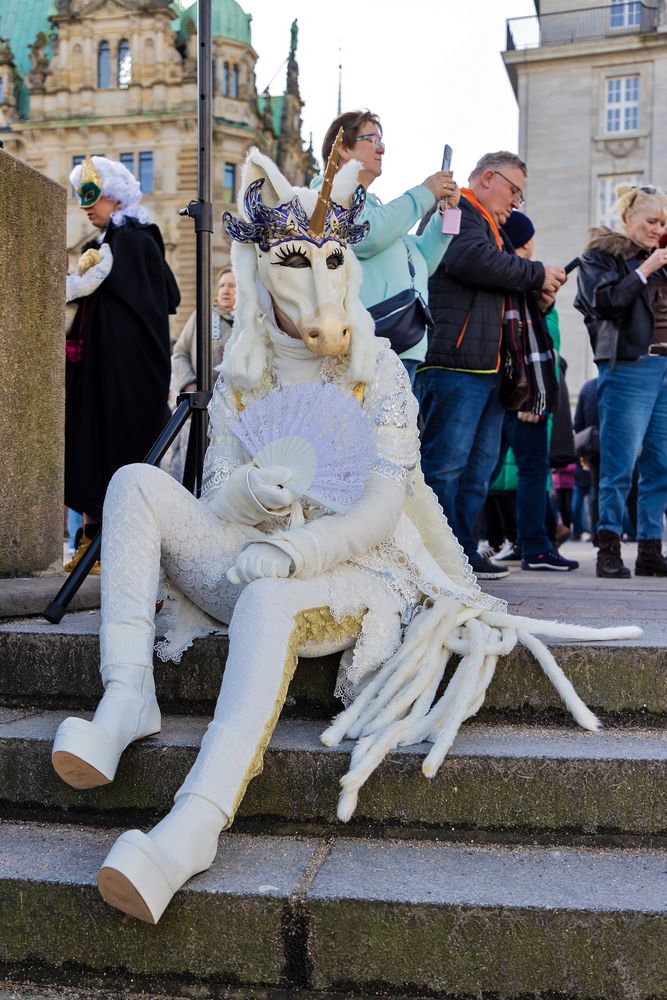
[
  {"x1": 66, "y1": 243, "x2": 113, "y2": 303},
  {"x1": 227, "y1": 542, "x2": 294, "y2": 585},
  {"x1": 205, "y1": 463, "x2": 298, "y2": 525},
  {"x1": 247, "y1": 466, "x2": 299, "y2": 511},
  {"x1": 255, "y1": 471, "x2": 406, "y2": 579}
]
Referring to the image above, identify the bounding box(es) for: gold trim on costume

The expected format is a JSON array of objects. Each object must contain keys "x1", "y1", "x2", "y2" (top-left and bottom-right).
[{"x1": 224, "y1": 606, "x2": 366, "y2": 827}]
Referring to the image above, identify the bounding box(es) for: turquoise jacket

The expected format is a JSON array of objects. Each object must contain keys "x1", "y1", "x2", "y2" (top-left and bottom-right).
[{"x1": 311, "y1": 177, "x2": 452, "y2": 361}]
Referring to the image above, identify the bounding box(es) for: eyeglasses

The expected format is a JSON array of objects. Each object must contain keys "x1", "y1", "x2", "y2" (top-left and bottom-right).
[
  {"x1": 355, "y1": 133, "x2": 384, "y2": 148},
  {"x1": 639, "y1": 185, "x2": 657, "y2": 194},
  {"x1": 494, "y1": 170, "x2": 525, "y2": 206}
]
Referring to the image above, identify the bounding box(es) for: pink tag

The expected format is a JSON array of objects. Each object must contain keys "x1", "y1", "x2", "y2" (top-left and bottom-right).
[{"x1": 441, "y1": 207, "x2": 461, "y2": 235}]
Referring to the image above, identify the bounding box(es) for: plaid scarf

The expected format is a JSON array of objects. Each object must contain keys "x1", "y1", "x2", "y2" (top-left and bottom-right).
[{"x1": 503, "y1": 292, "x2": 559, "y2": 416}]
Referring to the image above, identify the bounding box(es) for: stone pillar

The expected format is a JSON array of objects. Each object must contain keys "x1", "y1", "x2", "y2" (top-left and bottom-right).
[{"x1": 0, "y1": 149, "x2": 66, "y2": 575}]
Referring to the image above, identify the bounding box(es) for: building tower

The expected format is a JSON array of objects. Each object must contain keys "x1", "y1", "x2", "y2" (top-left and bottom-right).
[{"x1": 0, "y1": 0, "x2": 311, "y2": 329}]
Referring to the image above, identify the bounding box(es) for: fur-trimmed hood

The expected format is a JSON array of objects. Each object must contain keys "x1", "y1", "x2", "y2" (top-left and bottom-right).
[{"x1": 584, "y1": 227, "x2": 638, "y2": 257}]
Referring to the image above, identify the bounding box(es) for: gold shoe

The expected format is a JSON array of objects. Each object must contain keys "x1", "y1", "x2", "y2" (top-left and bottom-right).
[{"x1": 64, "y1": 536, "x2": 100, "y2": 575}]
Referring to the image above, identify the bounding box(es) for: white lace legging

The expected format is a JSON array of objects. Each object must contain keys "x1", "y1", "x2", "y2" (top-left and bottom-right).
[{"x1": 99, "y1": 464, "x2": 374, "y2": 820}]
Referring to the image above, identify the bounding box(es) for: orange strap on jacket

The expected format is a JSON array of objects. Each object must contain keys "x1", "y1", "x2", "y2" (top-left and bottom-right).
[{"x1": 461, "y1": 188, "x2": 504, "y2": 250}]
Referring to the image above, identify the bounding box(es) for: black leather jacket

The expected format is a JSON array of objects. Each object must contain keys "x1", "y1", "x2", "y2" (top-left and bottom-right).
[{"x1": 574, "y1": 228, "x2": 658, "y2": 366}]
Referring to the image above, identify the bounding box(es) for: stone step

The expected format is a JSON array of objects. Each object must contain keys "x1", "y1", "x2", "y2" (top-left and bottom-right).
[
  {"x1": 1, "y1": 820, "x2": 665, "y2": 997},
  {"x1": 2, "y1": 709, "x2": 665, "y2": 839},
  {"x1": 0, "y1": 612, "x2": 665, "y2": 719}
]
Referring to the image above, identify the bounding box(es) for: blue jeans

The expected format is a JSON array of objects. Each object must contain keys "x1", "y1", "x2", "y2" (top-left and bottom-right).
[
  {"x1": 415, "y1": 368, "x2": 504, "y2": 557},
  {"x1": 597, "y1": 355, "x2": 667, "y2": 538},
  {"x1": 401, "y1": 358, "x2": 419, "y2": 386},
  {"x1": 502, "y1": 412, "x2": 551, "y2": 556}
]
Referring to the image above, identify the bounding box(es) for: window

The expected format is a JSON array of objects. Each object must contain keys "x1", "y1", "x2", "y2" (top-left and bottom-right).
[
  {"x1": 120, "y1": 152, "x2": 134, "y2": 174},
  {"x1": 138, "y1": 151, "x2": 153, "y2": 193},
  {"x1": 230, "y1": 63, "x2": 239, "y2": 98},
  {"x1": 0, "y1": 76, "x2": 4, "y2": 104},
  {"x1": 223, "y1": 162, "x2": 236, "y2": 202},
  {"x1": 597, "y1": 174, "x2": 639, "y2": 227},
  {"x1": 97, "y1": 41, "x2": 111, "y2": 88},
  {"x1": 222, "y1": 61, "x2": 229, "y2": 96},
  {"x1": 610, "y1": 0, "x2": 641, "y2": 29},
  {"x1": 605, "y1": 75, "x2": 639, "y2": 133},
  {"x1": 117, "y1": 39, "x2": 131, "y2": 88},
  {"x1": 71, "y1": 155, "x2": 84, "y2": 198}
]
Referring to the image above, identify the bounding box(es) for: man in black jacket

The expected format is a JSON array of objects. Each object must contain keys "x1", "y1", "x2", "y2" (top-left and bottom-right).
[{"x1": 415, "y1": 151, "x2": 565, "y2": 579}]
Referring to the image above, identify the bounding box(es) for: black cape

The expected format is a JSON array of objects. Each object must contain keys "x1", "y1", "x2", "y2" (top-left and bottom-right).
[{"x1": 65, "y1": 217, "x2": 180, "y2": 519}]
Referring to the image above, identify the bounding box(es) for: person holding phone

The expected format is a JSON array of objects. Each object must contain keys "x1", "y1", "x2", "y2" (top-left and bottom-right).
[
  {"x1": 575, "y1": 183, "x2": 667, "y2": 578},
  {"x1": 317, "y1": 110, "x2": 459, "y2": 384},
  {"x1": 415, "y1": 151, "x2": 566, "y2": 580}
]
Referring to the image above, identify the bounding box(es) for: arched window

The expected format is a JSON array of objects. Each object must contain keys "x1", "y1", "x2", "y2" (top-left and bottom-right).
[
  {"x1": 117, "y1": 39, "x2": 131, "y2": 88},
  {"x1": 222, "y1": 61, "x2": 229, "y2": 96},
  {"x1": 97, "y1": 41, "x2": 111, "y2": 88},
  {"x1": 230, "y1": 63, "x2": 239, "y2": 98}
]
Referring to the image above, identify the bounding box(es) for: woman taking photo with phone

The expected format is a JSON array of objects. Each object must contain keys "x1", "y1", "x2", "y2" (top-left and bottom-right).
[{"x1": 575, "y1": 184, "x2": 667, "y2": 578}]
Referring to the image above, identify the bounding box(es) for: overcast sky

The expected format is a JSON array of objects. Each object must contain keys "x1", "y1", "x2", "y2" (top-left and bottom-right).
[{"x1": 244, "y1": 0, "x2": 537, "y2": 199}]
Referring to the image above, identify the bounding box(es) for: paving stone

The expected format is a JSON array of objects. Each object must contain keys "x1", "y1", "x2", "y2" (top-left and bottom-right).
[
  {"x1": 307, "y1": 838, "x2": 667, "y2": 996},
  {"x1": 1, "y1": 712, "x2": 665, "y2": 836},
  {"x1": 0, "y1": 578, "x2": 100, "y2": 620},
  {"x1": 0, "y1": 614, "x2": 664, "y2": 717},
  {"x1": 3, "y1": 822, "x2": 664, "y2": 997},
  {"x1": 0, "y1": 821, "x2": 317, "y2": 987}
]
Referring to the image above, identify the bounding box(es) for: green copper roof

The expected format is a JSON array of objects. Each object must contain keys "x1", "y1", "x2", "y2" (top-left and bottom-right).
[
  {"x1": 176, "y1": 0, "x2": 252, "y2": 45},
  {"x1": 0, "y1": 0, "x2": 55, "y2": 117},
  {"x1": 257, "y1": 93, "x2": 284, "y2": 137}
]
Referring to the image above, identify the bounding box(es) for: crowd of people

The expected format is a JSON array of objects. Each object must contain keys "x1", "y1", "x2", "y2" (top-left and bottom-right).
[{"x1": 63, "y1": 113, "x2": 667, "y2": 583}]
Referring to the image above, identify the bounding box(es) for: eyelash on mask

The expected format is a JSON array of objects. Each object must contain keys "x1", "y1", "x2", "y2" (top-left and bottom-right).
[
  {"x1": 274, "y1": 243, "x2": 308, "y2": 262},
  {"x1": 328, "y1": 248, "x2": 344, "y2": 264}
]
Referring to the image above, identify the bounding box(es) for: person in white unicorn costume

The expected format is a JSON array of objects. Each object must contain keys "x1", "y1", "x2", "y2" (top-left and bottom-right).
[{"x1": 51, "y1": 133, "x2": 640, "y2": 925}]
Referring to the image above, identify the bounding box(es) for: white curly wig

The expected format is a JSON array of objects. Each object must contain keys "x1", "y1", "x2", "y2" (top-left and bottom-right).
[{"x1": 69, "y1": 156, "x2": 151, "y2": 226}]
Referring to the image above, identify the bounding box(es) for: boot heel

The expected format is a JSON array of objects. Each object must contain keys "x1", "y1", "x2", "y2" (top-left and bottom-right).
[
  {"x1": 98, "y1": 830, "x2": 175, "y2": 924},
  {"x1": 52, "y1": 714, "x2": 160, "y2": 789},
  {"x1": 52, "y1": 718, "x2": 121, "y2": 788}
]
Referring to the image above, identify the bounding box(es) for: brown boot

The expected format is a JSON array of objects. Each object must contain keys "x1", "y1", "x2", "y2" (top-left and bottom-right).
[
  {"x1": 596, "y1": 530, "x2": 631, "y2": 578},
  {"x1": 635, "y1": 539, "x2": 667, "y2": 577}
]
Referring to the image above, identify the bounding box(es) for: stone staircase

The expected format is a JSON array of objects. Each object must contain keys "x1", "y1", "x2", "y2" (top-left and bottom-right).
[{"x1": 0, "y1": 609, "x2": 665, "y2": 998}]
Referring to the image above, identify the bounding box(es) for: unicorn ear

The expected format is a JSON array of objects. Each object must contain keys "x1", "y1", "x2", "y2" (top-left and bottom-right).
[{"x1": 238, "y1": 148, "x2": 295, "y2": 214}]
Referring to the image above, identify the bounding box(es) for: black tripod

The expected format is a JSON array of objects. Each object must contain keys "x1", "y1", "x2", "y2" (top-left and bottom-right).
[{"x1": 44, "y1": 0, "x2": 214, "y2": 625}]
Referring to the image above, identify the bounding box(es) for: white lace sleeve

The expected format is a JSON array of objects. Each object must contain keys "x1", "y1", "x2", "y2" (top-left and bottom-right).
[
  {"x1": 201, "y1": 375, "x2": 248, "y2": 498},
  {"x1": 364, "y1": 348, "x2": 419, "y2": 487}
]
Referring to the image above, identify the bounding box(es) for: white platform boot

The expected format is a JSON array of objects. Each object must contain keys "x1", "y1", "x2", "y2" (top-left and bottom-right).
[
  {"x1": 97, "y1": 793, "x2": 227, "y2": 923},
  {"x1": 52, "y1": 662, "x2": 161, "y2": 789}
]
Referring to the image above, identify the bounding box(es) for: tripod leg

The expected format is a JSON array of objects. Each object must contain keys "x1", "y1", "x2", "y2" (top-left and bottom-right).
[{"x1": 45, "y1": 401, "x2": 194, "y2": 623}]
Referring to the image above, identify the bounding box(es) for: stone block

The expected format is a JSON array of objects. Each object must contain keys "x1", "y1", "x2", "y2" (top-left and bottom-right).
[{"x1": 0, "y1": 149, "x2": 66, "y2": 575}]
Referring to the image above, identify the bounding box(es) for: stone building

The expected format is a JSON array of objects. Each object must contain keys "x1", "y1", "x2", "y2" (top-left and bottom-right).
[
  {"x1": 503, "y1": 0, "x2": 667, "y2": 394},
  {"x1": 0, "y1": 0, "x2": 315, "y2": 330}
]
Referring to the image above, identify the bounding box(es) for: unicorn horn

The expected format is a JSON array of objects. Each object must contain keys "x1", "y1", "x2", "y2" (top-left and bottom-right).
[{"x1": 308, "y1": 126, "x2": 343, "y2": 241}]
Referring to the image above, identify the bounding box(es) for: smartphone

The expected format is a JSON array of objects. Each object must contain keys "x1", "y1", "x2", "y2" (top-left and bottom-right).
[
  {"x1": 440, "y1": 144, "x2": 461, "y2": 235},
  {"x1": 564, "y1": 257, "x2": 580, "y2": 275}
]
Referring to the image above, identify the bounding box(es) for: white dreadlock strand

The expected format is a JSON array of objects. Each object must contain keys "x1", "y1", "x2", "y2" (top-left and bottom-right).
[{"x1": 327, "y1": 597, "x2": 642, "y2": 823}]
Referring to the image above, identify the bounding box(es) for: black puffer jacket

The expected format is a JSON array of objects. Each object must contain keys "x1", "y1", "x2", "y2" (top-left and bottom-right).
[
  {"x1": 423, "y1": 196, "x2": 546, "y2": 372},
  {"x1": 574, "y1": 228, "x2": 657, "y2": 366}
]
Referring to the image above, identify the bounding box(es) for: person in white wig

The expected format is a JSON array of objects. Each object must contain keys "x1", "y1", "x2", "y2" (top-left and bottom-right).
[
  {"x1": 51, "y1": 136, "x2": 639, "y2": 925},
  {"x1": 64, "y1": 156, "x2": 180, "y2": 570}
]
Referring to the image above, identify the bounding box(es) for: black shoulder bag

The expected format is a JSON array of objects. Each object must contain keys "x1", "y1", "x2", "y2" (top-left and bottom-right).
[{"x1": 368, "y1": 241, "x2": 433, "y2": 355}]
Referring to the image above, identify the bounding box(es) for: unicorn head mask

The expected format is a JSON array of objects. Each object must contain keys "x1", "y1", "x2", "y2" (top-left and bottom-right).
[{"x1": 220, "y1": 138, "x2": 381, "y2": 391}]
